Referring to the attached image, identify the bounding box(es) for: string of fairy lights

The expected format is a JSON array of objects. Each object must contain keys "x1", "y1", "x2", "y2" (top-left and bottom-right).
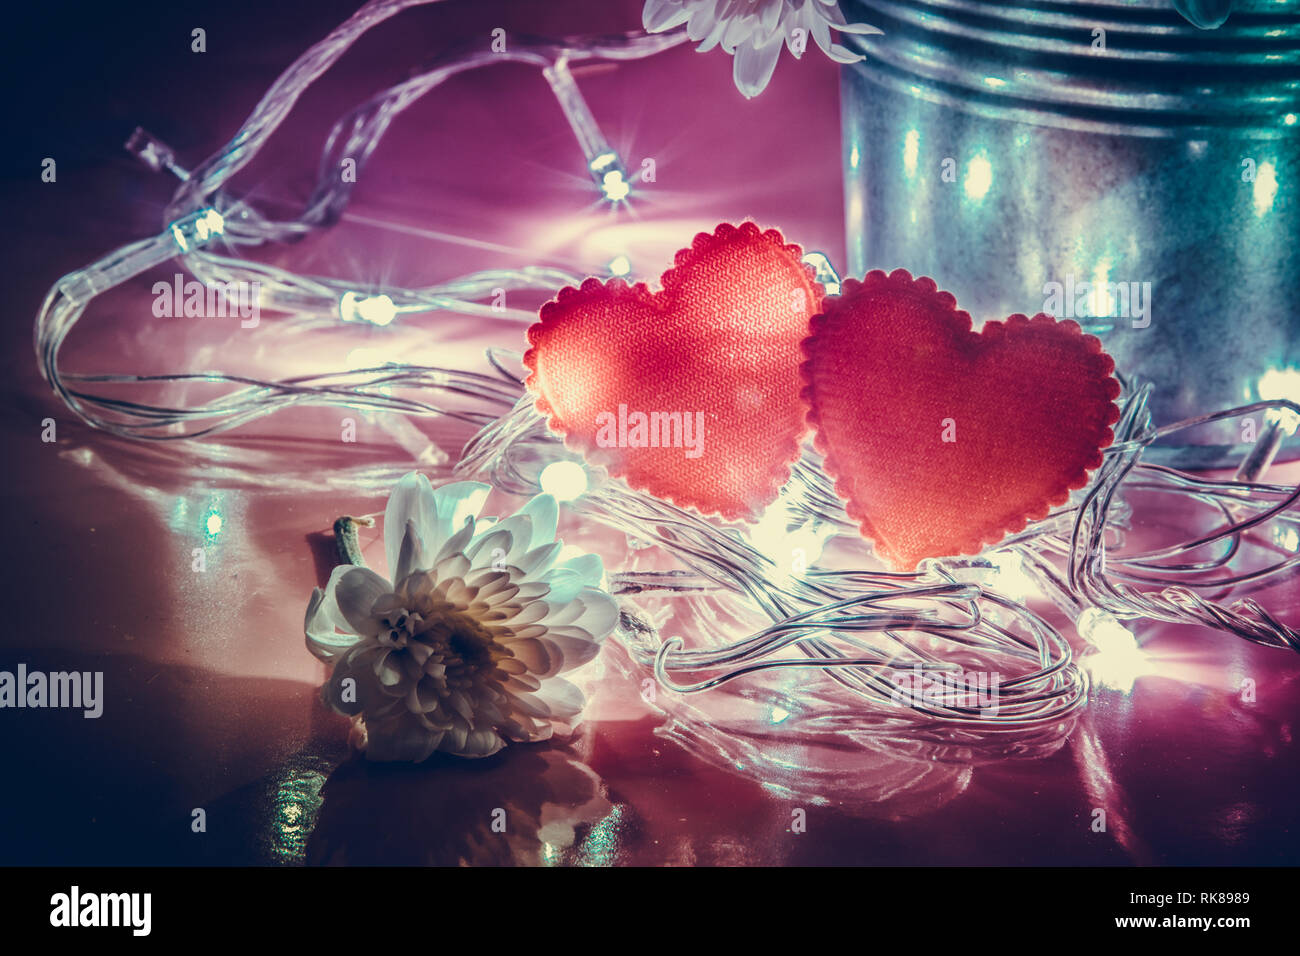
[{"x1": 33, "y1": 0, "x2": 1300, "y2": 740}]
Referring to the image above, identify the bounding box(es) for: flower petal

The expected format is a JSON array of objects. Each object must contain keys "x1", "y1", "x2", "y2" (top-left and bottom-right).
[
  {"x1": 325, "y1": 644, "x2": 386, "y2": 715},
  {"x1": 760, "y1": 0, "x2": 783, "y2": 35},
  {"x1": 833, "y1": 21, "x2": 884, "y2": 36},
  {"x1": 466, "y1": 526, "x2": 512, "y2": 567},
  {"x1": 516, "y1": 541, "x2": 562, "y2": 576},
  {"x1": 721, "y1": 11, "x2": 757, "y2": 53},
  {"x1": 643, "y1": 0, "x2": 691, "y2": 33},
  {"x1": 545, "y1": 552, "x2": 605, "y2": 603},
  {"x1": 733, "y1": 34, "x2": 783, "y2": 97},
  {"x1": 507, "y1": 637, "x2": 554, "y2": 676},
  {"x1": 514, "y1": 493, "x2": 559, "y2": 550},
  {"x1": 559, "y1": 551, "x2": 605, "y2": 584},
  {"x1": 540, "y1": 632, "x2": 604, "y2": 673},
  {"x1": 364, "y1": 714, "x2": 442, "y2": 762},
  {"x1": 809, "y1": 15, "x2": 833, "y2": 56},
  {"x1": 457, "y1": 728, "x2": 506, "y2": 757},
  {"x1": 305, "y1": 586, "x2": 360, "y2": 661},
  {"x1": 431, "y1": 552, "x2": 472, "y2": 584},
  {"x1": 384, "y1": 472, "x2": 436, "y2": 580},
  {"x1": 578, "y1": 590, "x2": 620, "y2": 638},
  {"x1": 825, "y1": 42, "x2": 865, "y2": 65},
  {"x1": 479, "y1": 514, "x2": 536, "y2": 567},
  {"x1": 334, "y1": 566, "x2": 393, "y2": 635},
  {"x1": 428, "y1": 480, "x2": 491, "y2": 552},
  {"x1": 433, "y1": 514, "x2": 478, "y2": 565},
  {"x1": 513, "y1": 677, "x2": 585, "y2": 720},
  {"x1": 548, "y1": 589, "x2": 619, "y2": 639},
  {"x1": 393, "y1": 519, "x2": 426, "y2": 585}
]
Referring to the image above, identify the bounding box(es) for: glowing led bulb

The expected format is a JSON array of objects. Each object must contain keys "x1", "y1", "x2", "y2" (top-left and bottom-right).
[
  {"x1": 750, "y1": 499, "x2": 833, "y2": 584},
  {"x1": 1258, "y1": 367, "x2": 1300, "y2": 434},
  {"x1": 600, "y1": 169, "x2": 630, "y2": 203},
  {"x1": 589, "y1": 151, "x2": 618, "y2": 174},
  {"x1": 1272, "y1": 524, "x2": 1300, "y2": 553},
  {"x1": 1252, "y1": 161, "x2": 1278, "y2": 217},
  {"x1": 542, "y1": 59, "x2": 631, "y2": 203},
  {"x1": 607, "y1": 255, "x2": 632, "y2": 277},
  {"x1": 170, "y1": 207, "x2": 225, "y2": 252},
  {"x1": 987, "y1": 549, "x2": 1035, "y2": 601},
  {"x1": 196, "y1": 209, "x2": 224, "y2": 240},
  {"x1": 591, "y1": 149, "x2": 631, "y2": 202},
  {"x1": 964, "y1": 154, "x2": 993, "y2": 200},
  {"x1": 339, "y1": 291, "x2": 397, "y2": 326},
  {"x1": 1077, "y1": 607, "x2": 1137, "y2": 655},
  {"x1": 1078, "y1": 607, "x2": 1148, "y2": 693},
  {"x1": 540, "y1": 461, "x2": 588, "y2": 501}
]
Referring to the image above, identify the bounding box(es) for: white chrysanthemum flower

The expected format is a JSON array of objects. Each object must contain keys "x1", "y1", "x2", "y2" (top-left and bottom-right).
[
  {"x1": 305, "y1": 473, "x2": 617, "y2": 761},
  {"x1": 643, "y1": 0, "x2": 882, "y2": 97}
]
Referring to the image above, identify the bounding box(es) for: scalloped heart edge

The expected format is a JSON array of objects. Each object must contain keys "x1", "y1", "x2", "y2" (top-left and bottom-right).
[
  {"x1": 798, "y1": 267, "x2": 1122, "y2": 570},
  {"x1": 523, "y1": 220, "x2": 823, "y2": 524}
]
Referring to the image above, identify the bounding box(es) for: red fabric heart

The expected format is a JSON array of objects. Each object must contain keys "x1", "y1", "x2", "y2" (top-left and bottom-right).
[
  {"x1": 524, "y1": 221, "x2": 822, "y2": 520},
  {"x1": 801, "y1": 269, "x2": 1121, "y2": 570}
]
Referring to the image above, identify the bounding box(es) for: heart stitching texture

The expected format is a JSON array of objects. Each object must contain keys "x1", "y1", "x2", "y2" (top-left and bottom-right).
[
  {"x1": 801, "y1": 268, "x2": 1121, "y2": 570},
  {"x1": 524, "y1": 221, "x2": 823, "y2": 521}
]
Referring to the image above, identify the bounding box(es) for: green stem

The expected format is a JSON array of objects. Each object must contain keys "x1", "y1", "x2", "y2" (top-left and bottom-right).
[{"x1": 332, "y1": 516, "x2": 371, "y2": 567}]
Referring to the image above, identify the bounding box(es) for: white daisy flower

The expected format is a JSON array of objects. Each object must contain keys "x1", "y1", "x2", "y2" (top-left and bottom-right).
[
  {"x1": 643, "y1": 0, "x2": 882, "y2": 98},
  {"x1": 305, "y1": 473, "x2": 617, "y2": 761}
]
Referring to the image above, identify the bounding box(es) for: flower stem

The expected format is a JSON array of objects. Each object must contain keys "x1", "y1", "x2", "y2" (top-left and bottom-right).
[{"x1": 332, "y1": 516, "x2": 373, "y2": 567}]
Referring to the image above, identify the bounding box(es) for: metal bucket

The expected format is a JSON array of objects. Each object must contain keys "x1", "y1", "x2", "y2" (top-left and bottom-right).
[{"x1": 840, "y1": 0, "x2": 1300, "y2": 466}]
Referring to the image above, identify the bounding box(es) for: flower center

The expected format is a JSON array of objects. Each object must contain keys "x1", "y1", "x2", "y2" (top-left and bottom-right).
[
  {"x1": 416, "y1": 611, "x2": 504, "y2": 690},
  {"x1": 448, "y1": 628, "x2": 492, "y2": 671},
  {"x1": 379, "y1": 610, "x2": 421, "y2": 648}
]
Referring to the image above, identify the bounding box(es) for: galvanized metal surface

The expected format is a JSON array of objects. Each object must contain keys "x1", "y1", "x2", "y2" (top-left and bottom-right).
[{"x1": 841, "y1": 0, "x2": 1300, "y2": 465}]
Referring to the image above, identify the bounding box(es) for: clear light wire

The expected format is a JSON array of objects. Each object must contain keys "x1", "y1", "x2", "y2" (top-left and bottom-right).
[
  {"x1": 27, "y1": 0, "x2": 1300, "y2": 734},
  {"x1": 458, "y1": 379, "x2": 1300, "y2": 730},
  {"x1": 33, "y1": 0, "x2": 686, "y2": 439}
]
